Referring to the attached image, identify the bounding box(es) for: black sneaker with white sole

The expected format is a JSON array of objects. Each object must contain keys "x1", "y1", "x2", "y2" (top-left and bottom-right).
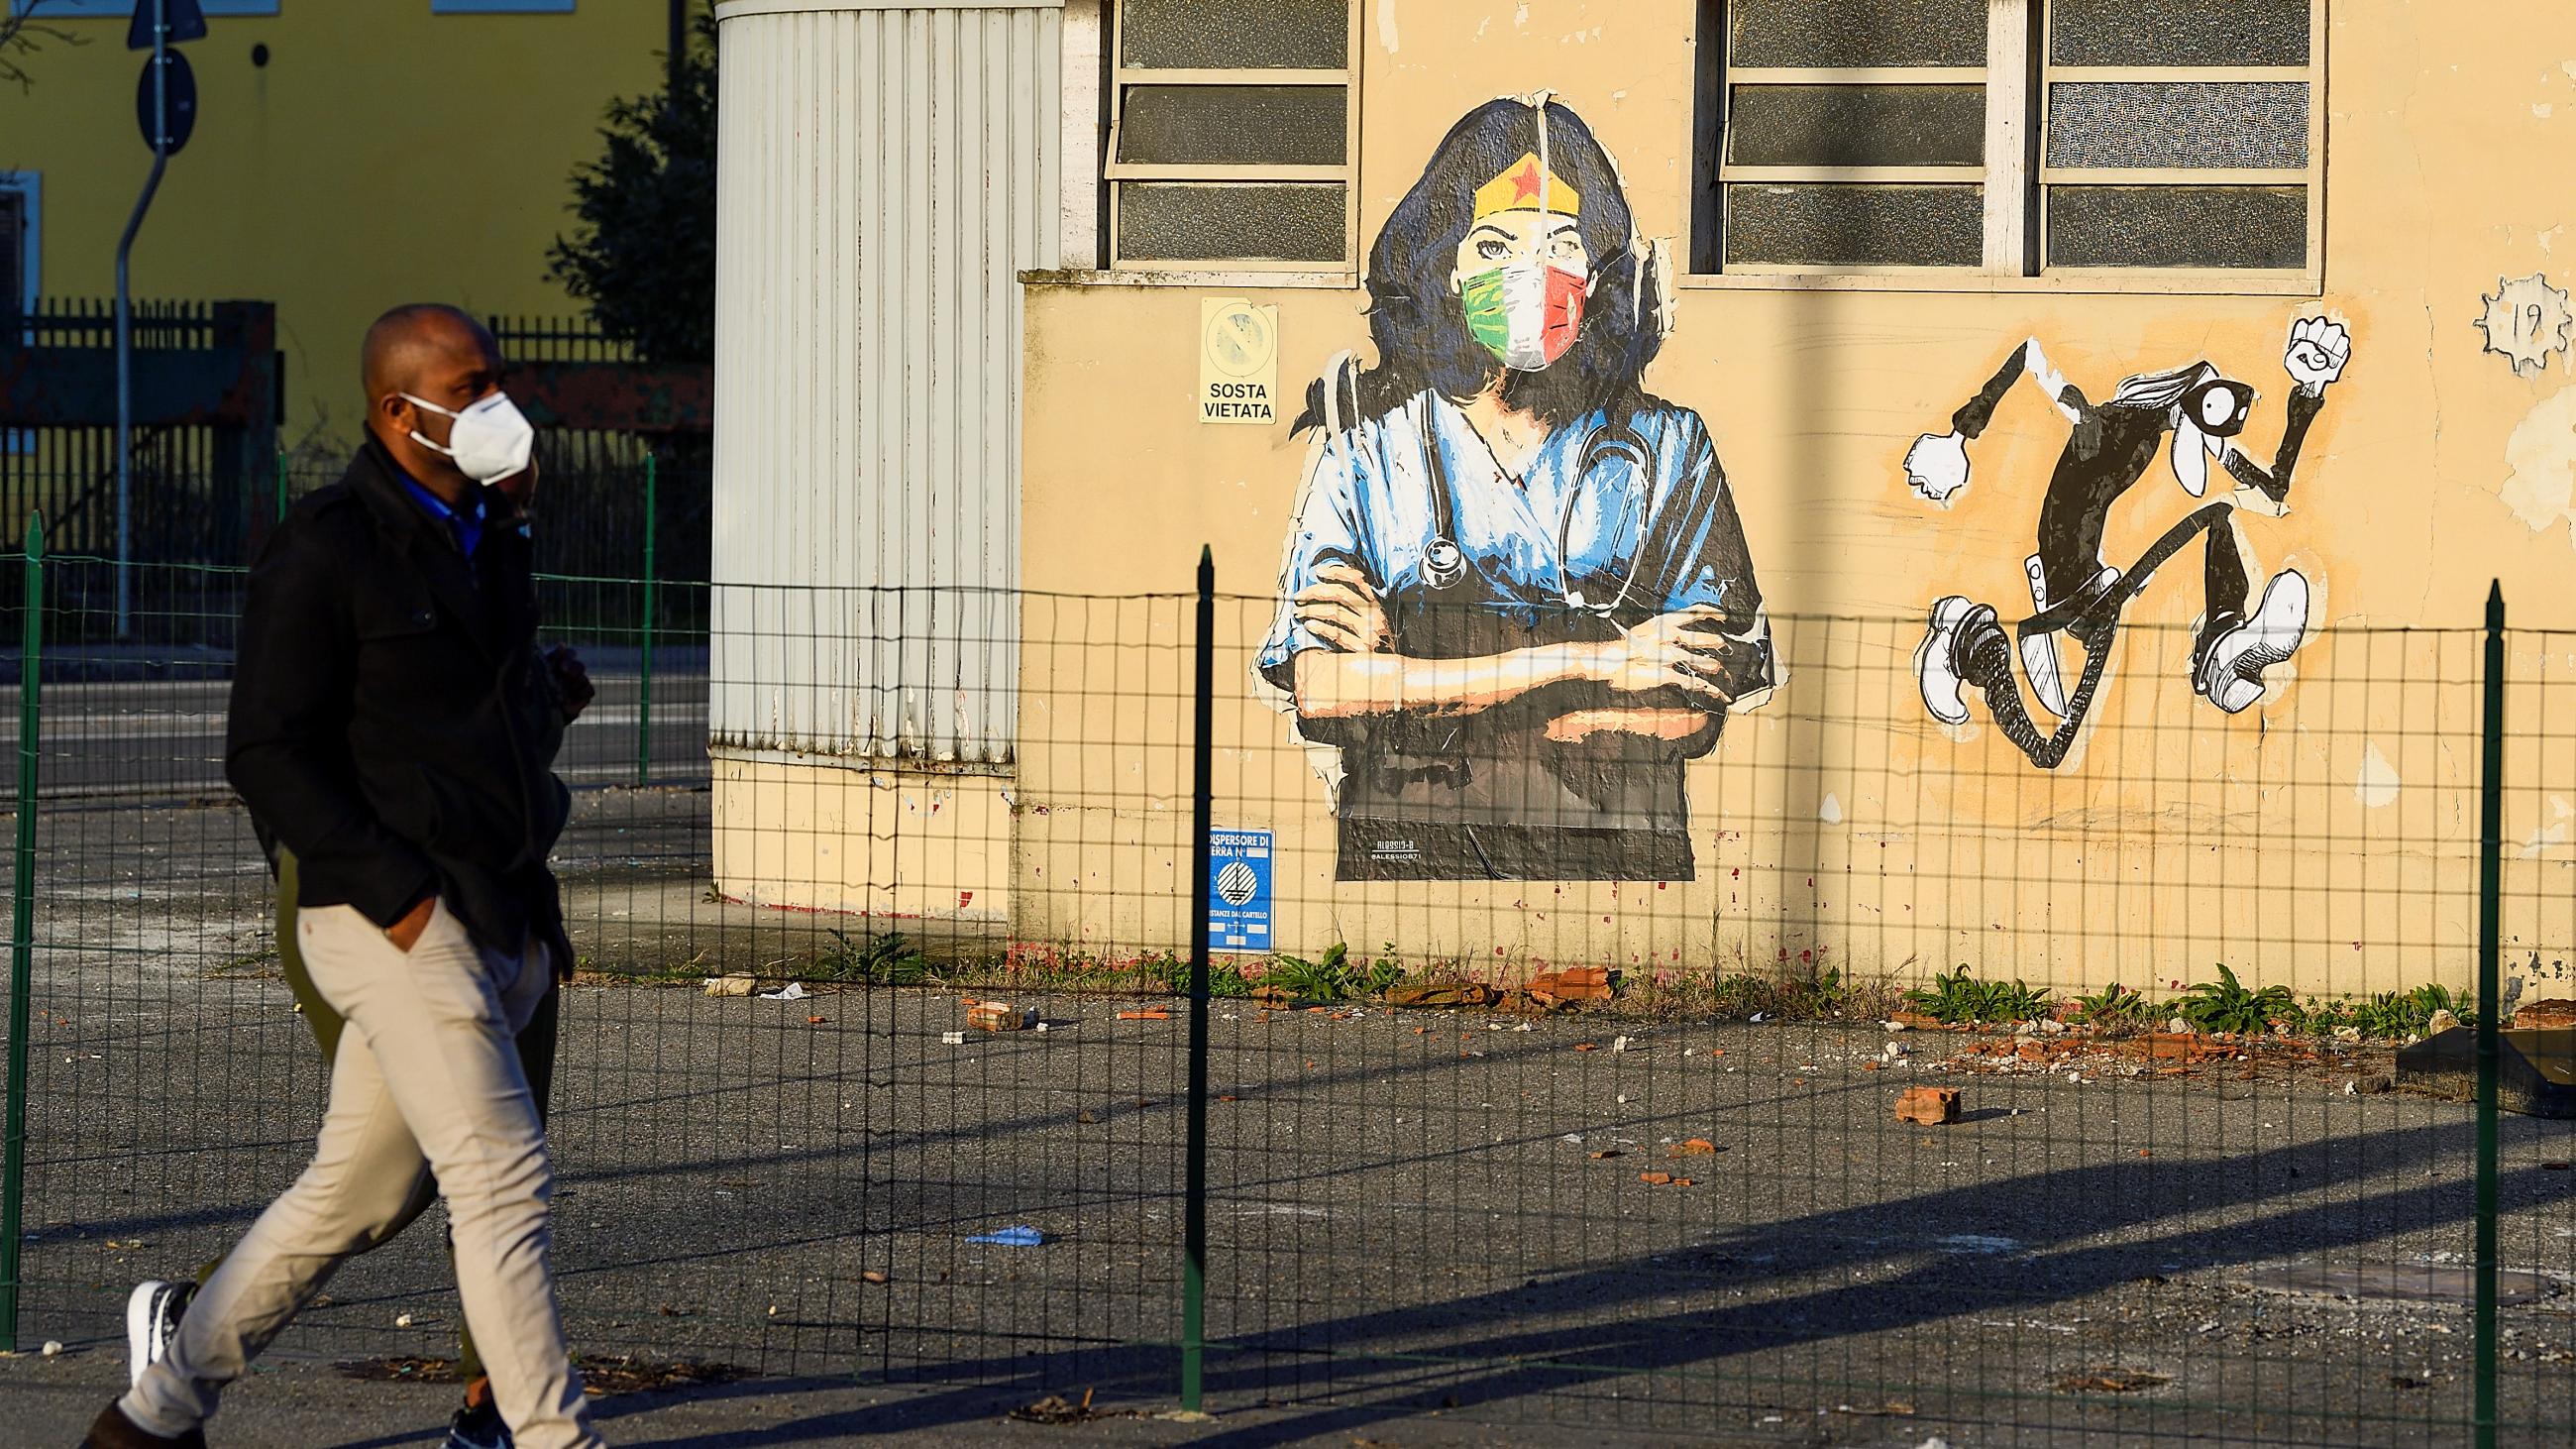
[
  {"x1": 445, "y1": 1396, "x2": 515, "y2": 1449},
  {"x1": 124, "y1": 1280, "x2": 194, "y2": 1388}
]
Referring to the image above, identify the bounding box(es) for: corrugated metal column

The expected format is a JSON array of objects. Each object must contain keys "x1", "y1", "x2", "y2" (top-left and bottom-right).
[{"x1": 711, "y1": 0, "x2": 1061, "y2": 763}]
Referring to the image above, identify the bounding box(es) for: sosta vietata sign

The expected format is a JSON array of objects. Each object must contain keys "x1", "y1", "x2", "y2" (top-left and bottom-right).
[{"x1": 1199, "y1": 298, "x2": 1279, "y2": 425}]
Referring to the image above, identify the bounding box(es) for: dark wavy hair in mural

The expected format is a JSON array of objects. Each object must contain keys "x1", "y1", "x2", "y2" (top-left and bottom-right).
[{"x1": 1293, "y1": 96, "x2": 1666, "y2": 436}]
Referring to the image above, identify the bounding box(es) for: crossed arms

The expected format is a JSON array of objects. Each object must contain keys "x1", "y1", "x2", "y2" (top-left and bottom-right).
[{"x1": 1286, "y1": 564, "x2": 1740, "y2": 745}]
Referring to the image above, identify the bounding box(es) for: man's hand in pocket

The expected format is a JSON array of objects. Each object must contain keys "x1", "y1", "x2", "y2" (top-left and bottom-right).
[{"x1": 386, "y1": 896, "x2": 437, "y2": 952}]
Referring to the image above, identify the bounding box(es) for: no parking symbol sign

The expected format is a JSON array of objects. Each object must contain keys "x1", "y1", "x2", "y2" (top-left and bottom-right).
[{"x1": 1207, "y1": 829, "x2": 1272, "y2": 951}]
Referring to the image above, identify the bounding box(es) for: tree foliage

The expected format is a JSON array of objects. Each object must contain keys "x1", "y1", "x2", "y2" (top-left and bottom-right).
[{"x1": 547, "y1": 6, "x2": 716, "y2": 366}]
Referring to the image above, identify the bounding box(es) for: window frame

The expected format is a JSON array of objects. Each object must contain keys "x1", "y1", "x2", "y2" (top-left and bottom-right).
[
  {"x1": 12, "y1": 1, "x2": 277, "y2": 14},
  {"x1": 2, "y1": 170, "x2": 35, "y2": 456},
  {"x1": 1688, "y1": 0, "x2": 2326, "y2": 295},
  {"x1": 430, "y1": 0, "x2": 576, "y2": 14},
  {"x1": 0, "y1": 170, "x2": 36, "y2": 318},
  {"x1": 1100, "y1": 1, "x2": 1361, "y2": 276}
]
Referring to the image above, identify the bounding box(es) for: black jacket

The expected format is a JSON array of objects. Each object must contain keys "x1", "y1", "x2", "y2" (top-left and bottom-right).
[{"x1": 227, "y1": 440, "x2": 572, "y2": 956}]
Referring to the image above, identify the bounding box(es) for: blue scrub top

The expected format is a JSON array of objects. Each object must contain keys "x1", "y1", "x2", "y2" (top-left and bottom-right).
[{"x1": 1258, "y1": 389, "x2": 1773, "y2": 703}]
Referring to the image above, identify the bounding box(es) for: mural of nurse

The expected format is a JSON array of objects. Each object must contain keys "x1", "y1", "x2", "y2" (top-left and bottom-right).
[{"x1": 1256, "y1": 96, "x2": 1775, "y2": 884}]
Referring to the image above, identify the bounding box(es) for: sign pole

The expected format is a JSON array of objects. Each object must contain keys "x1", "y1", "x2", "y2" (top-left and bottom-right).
[
  {"x1": 1181, "y1": 546, "x2": 1214, "y2": 1411},
  {"x1": 113, "y1": 0, "x2": 170, "y2": 640},
  {"x1": 2475, "y1": 580, "x2": 2506, "y2": 1449},
  {"x1": 2, "y1": 516, "x2": 46, "y2": 1349}
]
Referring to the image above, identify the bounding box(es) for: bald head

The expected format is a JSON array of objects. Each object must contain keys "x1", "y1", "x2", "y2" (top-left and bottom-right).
[
  {"x1": 362, "y1": 304, "x2": 496, "y2": 405},
  {"x1": 363, "y1": 303, "x2": 506, "y2": 497}
]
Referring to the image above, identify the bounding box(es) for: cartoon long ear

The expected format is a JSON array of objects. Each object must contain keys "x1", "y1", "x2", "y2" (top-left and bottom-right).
[{"x1": 2171, "y1": 423, "x2": 2210, "y2": 498}]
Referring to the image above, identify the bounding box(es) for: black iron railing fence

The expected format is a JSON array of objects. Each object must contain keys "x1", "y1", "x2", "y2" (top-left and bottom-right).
[{"x1": 4, "y1": 305, "x2": 705, "y2": 589}]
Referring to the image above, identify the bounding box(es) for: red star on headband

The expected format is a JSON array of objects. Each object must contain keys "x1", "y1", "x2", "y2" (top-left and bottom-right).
[{"x1": 1511, "y1": 161, "x2": 1544, "y2": 202}]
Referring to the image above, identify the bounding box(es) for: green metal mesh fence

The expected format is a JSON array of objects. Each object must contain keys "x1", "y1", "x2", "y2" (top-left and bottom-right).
[{"x1": 0, "y1": 538, "x2": 2567, "y2": 1445}]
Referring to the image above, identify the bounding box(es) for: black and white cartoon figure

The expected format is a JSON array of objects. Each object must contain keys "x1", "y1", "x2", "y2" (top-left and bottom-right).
[
  {"x1": 1256, "y1": 96, "x2": 1775, "y2": 882},
  {"x1": 1904, "y1": 317, "x2": 2352, "y2": 769}
]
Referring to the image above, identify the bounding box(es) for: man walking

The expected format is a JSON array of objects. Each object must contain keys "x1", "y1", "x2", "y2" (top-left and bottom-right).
[
  {"x1": 123, "y1": 471, "x2": 593, "y2": 1449},
  {"x1": 87, "y1": 304, "x2": 602, "y2": 1448}
]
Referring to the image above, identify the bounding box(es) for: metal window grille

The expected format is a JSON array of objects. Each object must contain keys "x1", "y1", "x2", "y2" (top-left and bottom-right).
[
  {"x1": 1704, "y1": 0, "x2": 2323, "y2": 281},
  {"x1": 0, "y1": 184, "x2": 28, "y2": 313},
  {"x1": 1104, "y1": 0, "x2": 1359, "y2": 271}
]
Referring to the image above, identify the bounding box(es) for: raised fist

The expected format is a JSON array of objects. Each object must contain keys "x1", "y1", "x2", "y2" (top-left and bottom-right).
[
  {"x1": 2284, "y1": 317, "x2": 2352, "y2": 390},
  {"x1": 1904, "y1": 430, "x2": 1973, "y2": 506}
]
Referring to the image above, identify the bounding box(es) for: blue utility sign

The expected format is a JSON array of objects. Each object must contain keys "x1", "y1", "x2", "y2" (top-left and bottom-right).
[
  {"x1": 1207, "y1": 829, "x2": 1273, "y2": 951},
  {"x1": 136, "y1": 49, "x2": 197, "y2": 157}
]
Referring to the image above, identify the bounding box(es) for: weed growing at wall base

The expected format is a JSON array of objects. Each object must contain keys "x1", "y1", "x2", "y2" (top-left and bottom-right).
[
  {"x1": 2305, "y1": 983, "x2": 2481, "y2": 1040},
  {"x1": 2071, "y1": 982, "x2": 2155, "y2": 1030},
  {"x1": 2175, "y1": 963, "x2": 2305, "y2": 1036},
  {"x1": 808, "y1": 930, "x2": 933, "y2": 987},
  {"x1": 1904, "y1": 966, "x2": 2055, "y2": 1026}
]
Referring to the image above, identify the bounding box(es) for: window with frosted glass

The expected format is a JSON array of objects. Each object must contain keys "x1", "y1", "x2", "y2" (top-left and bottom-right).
[
  {"x1": 1700, "y1": 0, "x2": 2322, "y2": 279},
  {"x1": 1106, "y1": 1, "x2": 1356, "y2": 269}
]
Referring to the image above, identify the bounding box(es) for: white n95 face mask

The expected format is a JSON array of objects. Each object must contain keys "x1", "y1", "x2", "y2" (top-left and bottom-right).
[{"x1": 402, "y1": 390, "x2": 536, "y2": 484}]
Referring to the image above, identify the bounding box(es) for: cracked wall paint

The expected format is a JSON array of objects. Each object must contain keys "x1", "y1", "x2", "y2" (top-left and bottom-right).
[
  {"x1": 2520, "y1": 796, "x2": 2573, "y2": 857},
  {"x1": 2498, "y1": 386, "x2": 2576, "y2": 546},
  {"x1": 2356, "y1": 742, "x2": 2402, "y2": 809}
]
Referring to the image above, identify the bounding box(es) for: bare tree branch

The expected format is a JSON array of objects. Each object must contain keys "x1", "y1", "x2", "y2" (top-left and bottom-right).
[{"x1": 2, "y1": 1, "x2": 87, "y2": 94}]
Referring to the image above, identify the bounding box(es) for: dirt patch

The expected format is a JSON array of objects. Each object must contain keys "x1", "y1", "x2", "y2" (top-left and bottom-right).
[
  {"x1": 335, "y1": 1355, "x2": 754, "y2": 1395},
  {"x1": 1927, "y1": 1027, "x2": 2397, "y2": 1092},
  {"x1": 1010, "y1": 1390, "x2": 1138, "y2": 1425},
  {"x1": 2054, "y1": 1367, "x2": 2173, "y2": 1393}
]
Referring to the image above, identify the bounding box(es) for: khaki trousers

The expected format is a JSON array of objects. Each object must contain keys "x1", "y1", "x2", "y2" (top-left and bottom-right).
[
  {"x1": 124, "y1": 899, "x2": 599, "y2": 1449},
  {"x1": 193, "y1": 847, "x2": 562, "y2": 1386}
]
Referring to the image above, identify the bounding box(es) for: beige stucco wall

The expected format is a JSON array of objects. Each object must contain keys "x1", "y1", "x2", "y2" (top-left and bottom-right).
[
  {"x1": 1009, "y1": 0, "x2": 2576, "y2": 997},
  {"x1": 712, "y1": 754, "x2": 1013, "y2": 926}
]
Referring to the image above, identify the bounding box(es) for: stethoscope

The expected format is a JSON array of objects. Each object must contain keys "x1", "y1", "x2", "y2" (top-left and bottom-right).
[
  {"x1": 1318, "y1": 348, "x2": 1657, "y2": 616},
  {"x1": 1413, "y1": 385, "x2": 1659, "y2": 614}
]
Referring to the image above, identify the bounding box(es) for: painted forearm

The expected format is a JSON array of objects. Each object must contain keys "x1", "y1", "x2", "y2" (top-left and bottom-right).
[
  {"x1": 1954, "y1": 339, "x2": 2088, "y2": 441},
  {"x1": 1291, "y1": 643, "x2": 1593, "y2": 721},
  {"x1": 2225, "y1": 383, "x2": 2326, "y2": 506},
  {"x1": 1950, "y1": 342, "x2": 2032, "y2": 440},
  {"x1": 1543, "y1": 707, "x2": 1721, "y2": 745}
]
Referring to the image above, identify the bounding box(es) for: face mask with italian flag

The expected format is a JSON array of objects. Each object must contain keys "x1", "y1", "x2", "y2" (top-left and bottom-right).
[{"x1": 1459, "y1": 260, "x2": 1585, "y2": 372}]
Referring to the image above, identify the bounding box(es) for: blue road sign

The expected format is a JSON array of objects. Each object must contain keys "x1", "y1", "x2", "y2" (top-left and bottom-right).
[
  {"x1": 136, "y1": 50, "x2": 197, "y2": 157},
  {"x1": 1207, "y1": 829, "x2": 1273, "y2": 952}
]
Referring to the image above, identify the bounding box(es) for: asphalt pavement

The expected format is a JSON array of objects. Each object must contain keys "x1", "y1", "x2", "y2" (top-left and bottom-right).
[
  {"x1": 4, "y1": 659, "x2": 2573, "y2": 1446},
  {"x1": 6, "y1": 980, "x2": 2575, "y2": 1447},
  {"x1": 2, "y1": 663, "x2": 710, "y2": 798}
]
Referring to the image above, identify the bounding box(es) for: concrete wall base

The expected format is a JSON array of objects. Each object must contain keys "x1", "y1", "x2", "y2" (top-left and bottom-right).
[{"x1": 711, "y1": 750, "x2": 1012, "y2": 929}]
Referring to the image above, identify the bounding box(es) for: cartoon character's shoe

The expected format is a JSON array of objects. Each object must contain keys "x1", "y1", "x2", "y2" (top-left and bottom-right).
[
  {"x1": 2196, "y1": 570, "x2": 2310, "y2": 715},
  {"x1": 1916, "y1": 597, "x2": 1979, "y2": 725}
]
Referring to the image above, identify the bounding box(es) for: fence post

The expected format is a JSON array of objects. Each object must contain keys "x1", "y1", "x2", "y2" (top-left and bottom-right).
[
  {"x1": 2475, "y1": 580, "x2": 2505, "y2": 1449},
  {"x1": 2, "y1": 514, "x2": 46, "y2": 1349},
  {"x1": 275, "y1": 448, "x2": 289, "y2": 523},
  {"x1": 1181, "y1": 545, "x2": 1214, "y2": 1411},
  {"x1": 636, "y1": 452, "x2": 659, "y2": 788}
]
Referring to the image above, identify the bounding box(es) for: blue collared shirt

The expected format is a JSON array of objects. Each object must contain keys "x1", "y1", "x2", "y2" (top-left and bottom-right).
[{"x1": 398, "y1": 473, "x2": 485, "y2": 560}]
